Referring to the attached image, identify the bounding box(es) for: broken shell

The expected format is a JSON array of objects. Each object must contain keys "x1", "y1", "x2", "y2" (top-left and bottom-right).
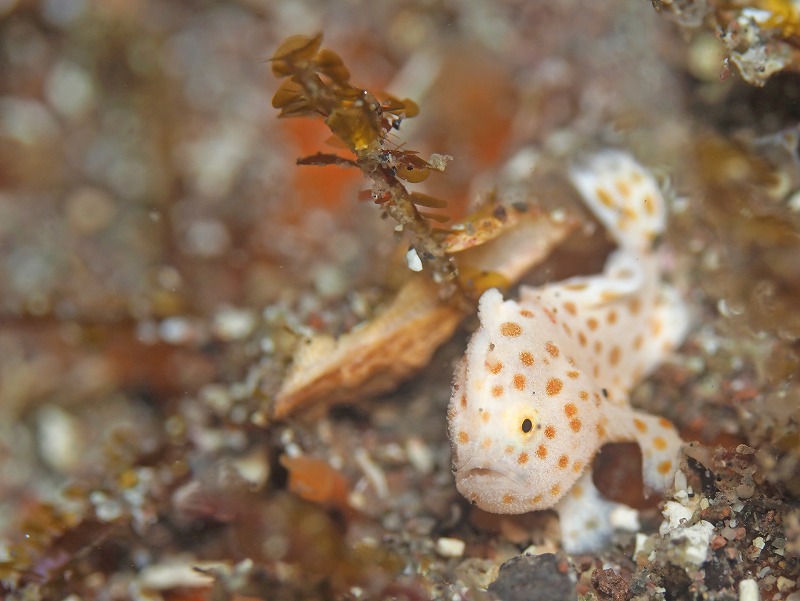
[{"x1": 271, "y1": 205, "x2": 575, "y2": 419}]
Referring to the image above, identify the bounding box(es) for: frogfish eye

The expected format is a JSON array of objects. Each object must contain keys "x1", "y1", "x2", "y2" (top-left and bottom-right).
[{"x1": 521, "y1": 418, "x2": 533, "y2": 433}]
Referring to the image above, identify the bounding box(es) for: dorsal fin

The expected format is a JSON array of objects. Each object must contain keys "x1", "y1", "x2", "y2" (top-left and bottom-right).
[{"x1": 569, "y1": 151, "x2": 666, "y2": 253}]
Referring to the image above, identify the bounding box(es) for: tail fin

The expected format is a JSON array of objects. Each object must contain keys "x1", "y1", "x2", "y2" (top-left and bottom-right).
[{"x1": 569, "y1": 151, "x2": 666, "y2": 253}]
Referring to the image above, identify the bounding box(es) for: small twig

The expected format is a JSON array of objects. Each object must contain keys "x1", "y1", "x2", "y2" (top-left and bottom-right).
[
  {"x1": 297, "y1": 153, "x2": 359, "y2": 168},
  {"x1": 270, "y1": 33, "x2": 462, "y2": 298}
]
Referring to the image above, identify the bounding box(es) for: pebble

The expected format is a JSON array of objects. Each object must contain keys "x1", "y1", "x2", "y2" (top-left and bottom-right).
[
  {"x1": 405, "y1": 247, "x2": 422, "y2": 271},
  {"x1": 488, "y1": 554, "x2": 576, "y2": 601},
  {"x1": 212, "y1": 307, "x2": 256, "y2": 341},
  {"x1": 36, "y1": 405, "x2": 81, "y2": 473},
  {"x1": 0, "y1": 97, "x2": 59, "y2": 144},
  {"x1": 44, "y1": 60, "x2": 94, "y2": 118},
  {"x1": 183, "y1": 218, "x2": 231, "y2": 258},
  {"x1": 660, "y1": 502, "x2": 715, "y2": 566},
  {"x1": 159, "y1": 317, "x2": 192, "y2": 344},
  {"x1": 312, "y1": 263, "x2": 348, "y2": 298},
  {"x1": 738, "y1": 578, "x2": 759, "y2": 601},
  {"x1": 609, "y1": 506, "x2": 640, "y2": 532},
  {"x1": 436, "y1": 537, "x2": 465, "y2": 558},
  {"x1": 687, "y1": 33, "x2": 727, "y2": 83},
  {"x1": 405, "y1": 436, "x2": 434, "y2": 475},
  {"x1": 65, "y1": 186, "x2": 115, "y2": 234},
  {"x1": 788, "y1": 188, "x2": 800, "y2": 212}
]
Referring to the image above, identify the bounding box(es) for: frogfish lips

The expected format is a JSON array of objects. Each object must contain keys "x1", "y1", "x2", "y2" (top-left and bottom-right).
[{"x1": 454, "y1": 465, "x2": 541, "y2": 514}]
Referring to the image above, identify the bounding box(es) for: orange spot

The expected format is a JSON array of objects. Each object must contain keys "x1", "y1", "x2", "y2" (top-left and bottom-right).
[
  {"x1": 520, "y1": 351, "x2": 535, "y2": 366},
  {"x1": 544, "y1": 425, "x2": 556, "y2": 439},
  {"x1": 500, "y1": 322, "x2": 522, "y2": 337},
  {"x1": 546, "y1": 378, "x2": 563, "y2": 396},
  {"x1": 596, "y1": 423, "x2": 606, "y2": 438},
  {"x1": 567, "y1": 370, "x2": 579, "y2": 379},
  {"x1": 564, "y1": 403, "x2": 577, "y2": 417},
  {"x1": 481, "y1": 411, "x2": 490, "y2": 423},
  {"x1": 658, "y1": 417, "x2": 673, "y2": 429},
  {"x1": 634, "y1": 418, "x2": 648, "y2": 433},
  {"x1": 570, "y1": 418, "x2": 582, "y2": 433},
  {"x1": 644, "y1": 195, "x2": 656, "y2": 215},
  {"x1": 550, "y1": 484, "x2": 562, "y2": 497},
  {"x1": 505, "y1": 445, "x2": 514, "y2": 454},
  {"x1": 596, "y1": 187, "x2": 614, "y2": 207},
  {"x1": 563, "y1": 301, "x2": 577, "y2": 316},
  {"x1": 458, "y1": 431, "x2": 469, "y2": 444},
  {"x1": 594, "y1": 340, "x2": 602, "y2": 354},
  {"x1": 481, "y1": 438, "x2": 492, "y2": 449},
  {"x1": 571, "y1": 484, "x2": 584, "y2": 497},
  {"x1": 609, "y1": 346, "x2": 621, "y2": 366},
  {"x1": 536, "y1": 444, "x2": 548, "y2": 459},
  {"x1": 579, "y1": 391, "x2": 589, "y2": 401},
  {"x1": 545, "y1": 341, "x2": 560, "y2": 358},
  {"x1": 653, "y1": 436, "x2": 667, "y2": 450},
  {"x1": 587, "y1": 317, "x2": 598, "y2": 331},
  {"x1": 513, "y1": 374, "x2": 526, "y2": 391},
  {"x1": 593, "y1": 364, "x2": 600, "y2": 379},
  {"x1": 558, "y1": 455, "x2": 569, "y2": 469},
  {"x1": 615, "y1": 179, "x2": 631, "y2": 198},
  {"x1": 601, "y1": 291, "x2": 620, "y2": 302},
  {"x1": 531, "y1": 494, "x2": 543, "y2": 503},
  {"x1": 460, "y1": 394, "x2": 467, "y2": 408},
  {"x1": 657, "y1": 460, "x2": 673, "y2": 475},
  {"x1": 629, "y1": 298, "x2": 641, "y2": 315},
  {"x1": 486, "y1": 360, "x2": 503, "y2": 374},
  {"x1": 633, "y1": 335, "x2": 643, "y2": 350},
  {"x1": 491, "y1": 385, "x2": 504, "y2": 398},
  {"x1": 565, "y1": 283, "x2": 588, "y2": 291},
  {"x1": 607, "y1": 310, "x2": 618, "y2": 324},
  {"x1": 572, "y1": 460, "x2": 583, "y2": 473},
  {"x1": 520, "y1": 309, "x2": 534, "y2": 318},
  {"x1": 652, "y1": 320, "x2": 662, "y2": 337},
  {"x1": 578, "y1": 332, "x2": 587, "y2": 347},
  {"x1": 503, "y1": 494, "x2": 515, "y2": 504},
  {"x1": 518, "y1": 452, "x2": 529, "y2": 465},
  {"x1": 447, "y1": 406, "x2": 456, "y2": 420},
  {"x1": 562, "y1": 322, "x2": 572, "y2": 336},
  {"x1": 542, "y1": 307, "x2": 557, "y2": 324}
]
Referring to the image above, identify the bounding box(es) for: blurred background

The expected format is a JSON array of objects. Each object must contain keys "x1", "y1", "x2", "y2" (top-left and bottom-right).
[{"x1": 2, "y1": 0, "x2": 799, "y2": 599}]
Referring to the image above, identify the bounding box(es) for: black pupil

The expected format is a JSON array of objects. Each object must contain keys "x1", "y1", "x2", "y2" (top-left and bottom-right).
[{"x1": 521, "y1": 418, "x2": 533, "y2": 433}]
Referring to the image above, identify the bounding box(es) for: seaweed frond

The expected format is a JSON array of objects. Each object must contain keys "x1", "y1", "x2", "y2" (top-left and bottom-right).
[{"x1": 270, "y1": 33, "x2": 460, "y2": 295}]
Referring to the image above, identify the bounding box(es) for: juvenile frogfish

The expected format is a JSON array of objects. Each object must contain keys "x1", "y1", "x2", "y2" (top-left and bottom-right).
[{"x1": 448, "y1": 150, "x2": 689, "y2": 553}]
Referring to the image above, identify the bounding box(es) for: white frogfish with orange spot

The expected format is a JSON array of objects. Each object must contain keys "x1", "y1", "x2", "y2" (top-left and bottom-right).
[{"x1": 448, "y1": 150, "x2": 689, "y2": 553}]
